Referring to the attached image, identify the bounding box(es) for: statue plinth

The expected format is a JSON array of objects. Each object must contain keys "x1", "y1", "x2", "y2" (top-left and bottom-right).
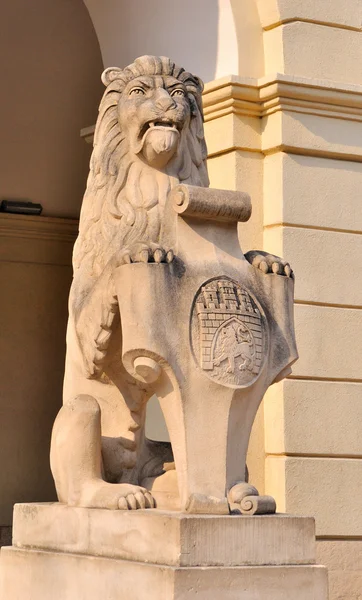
[{"x1": 0, "y1": 503, "x2": 328, "y2": 600}]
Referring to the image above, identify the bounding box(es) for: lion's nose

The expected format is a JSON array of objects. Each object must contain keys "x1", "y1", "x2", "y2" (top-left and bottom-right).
[{"x1": 154, "y1": 90, "x2": 176, "y2": 111}]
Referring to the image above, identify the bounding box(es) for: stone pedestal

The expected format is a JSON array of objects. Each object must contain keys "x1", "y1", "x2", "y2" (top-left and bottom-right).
[{"x1": 0, "y1": 503, "x2": 328, "y2": 599}]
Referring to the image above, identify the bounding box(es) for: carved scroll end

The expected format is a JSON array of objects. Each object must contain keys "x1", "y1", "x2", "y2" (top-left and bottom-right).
[
  {"x1": 232, "y1": 495, "x2": 277, "y2": 516},
  {"x1": 228, "y1": 482, "x2": 276, "y2": 516},
  {"x1": 133, "y1": 356, "x2": 162, "y2": 384}
]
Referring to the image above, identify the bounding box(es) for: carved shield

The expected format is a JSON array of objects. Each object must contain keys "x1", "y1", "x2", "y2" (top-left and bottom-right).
[{"x1": 193, "y1": 278, "x2": 266, "y2": 387}]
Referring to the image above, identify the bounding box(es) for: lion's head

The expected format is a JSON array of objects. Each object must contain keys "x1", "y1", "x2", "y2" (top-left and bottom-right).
[{"x1": 74, "y1": 56, "x2": 209, "y2": 282}]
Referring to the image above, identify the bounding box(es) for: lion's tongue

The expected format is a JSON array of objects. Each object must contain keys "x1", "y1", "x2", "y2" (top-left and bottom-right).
[{"x1": 145, "y1": 127, "x2": 178, "y2": 154}]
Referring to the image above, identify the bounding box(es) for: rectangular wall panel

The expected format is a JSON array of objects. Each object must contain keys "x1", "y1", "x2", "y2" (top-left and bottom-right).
[
  {"x1": 290, "y1": 304, "x2": 362, "y2": 380},
  {"x1": 264, "y1": 379, "x2": 362, "y2": 456},
  {"x1": 264, "y1": 153, "x2": 362, "y2": 233},
  {"x1": 264, "y1": 23, "x2": 362, "y2": 85},
  {"x1": 264, "y1": 226, "x2": 362, "y2": 306},
  {"x1": 266, "y1": 456, "x2": 362, "y2": 536}
]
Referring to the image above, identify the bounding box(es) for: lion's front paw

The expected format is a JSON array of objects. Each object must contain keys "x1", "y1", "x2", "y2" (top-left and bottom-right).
[
  {"x1": 245, "y1": 250, "x2": 293, "y2": 277},
  {"x1": 118, "y1": 487, "x2": 156, "y2": 510},
  {"x1": 80, "y1": 481, "x2": 155, "y2": 510},
  {"x1": 121, "y1": 243, "x2": 174, "y2": 265}
]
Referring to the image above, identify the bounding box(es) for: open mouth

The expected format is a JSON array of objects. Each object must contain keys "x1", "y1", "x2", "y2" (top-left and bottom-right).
[{"x1": 139, "y1": 119, "x2": 179, "y2": 139}]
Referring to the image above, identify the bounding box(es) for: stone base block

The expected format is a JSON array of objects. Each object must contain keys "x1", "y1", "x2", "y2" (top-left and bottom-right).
[
  {"x1": 11, "y1": 503, "x2": 316, "y2": 567},
  {"x1": 0, "y1": 546, "x2": 328, "y2": 600},
  {"x1": 0, "y1": 503, "x2": 329, "y2": 599}
]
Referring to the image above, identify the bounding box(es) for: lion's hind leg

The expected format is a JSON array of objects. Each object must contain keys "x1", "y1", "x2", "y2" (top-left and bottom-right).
[
  {"x1": 227, "y1": 354, "x2": 235, "y2": 374},
  {"x1": 50, "y1": 395, "x2": 154, "y2": 510}
]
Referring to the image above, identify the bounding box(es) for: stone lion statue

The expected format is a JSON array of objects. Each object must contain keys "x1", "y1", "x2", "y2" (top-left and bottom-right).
[{"x1": 50, "y1": 55, "x2": 291, "y2": 512}]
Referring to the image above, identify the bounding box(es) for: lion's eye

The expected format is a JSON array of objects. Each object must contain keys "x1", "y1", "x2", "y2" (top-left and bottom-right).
[
  {"x1": 129, "y1": 88, "x2": 145, "y2": 96},
  {"x1": 170, "y1": 89, "x2": 186, "y2": 97}
]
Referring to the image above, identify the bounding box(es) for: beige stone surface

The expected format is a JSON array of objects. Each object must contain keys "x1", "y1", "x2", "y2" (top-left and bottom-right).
[
  {"x1": 264, "y1": 23, "x2": 362, "y2": 86},
  {"x1": 292, "y1": 304, "x2": 362, "y2": 379},
  {"x1": 263, "y1": 111, "x2": 362, "y2": 161},
  {"x1": 256, "y1": 0, "x2": 362, "y2": 30},
  {"x1": 204, "y1": 113, "x2": 261, "y2": 156},
  {"x1": 207, "y1": 150, "x2": 264, "y2": 252},
  {"x1": 12, "y1": 504, "x2": 316, "y2": 567},
  {"x1": 0, "y1": 546, "x2": 328, "y2": 600},
  {"x1": 265, "y1": 380, "x2": 362, "y2": 457},
  {"x1": 264, "y1": 226, "x2": 362, "y2": 306},
  {"x1": 317, "y1": 540, "x2": 362, "y2": 600},
  {"x1": 246, "y1": 400, "x2": 266, "y2": 495},
  {"x1": 263, "y1": 153, "x2": 362, "y2": 232},
  {"x1": 265, "y1": 456, "x2": 362, "y2": 536},
  {"x1": 51, "y1": 56, "x2": 297, "y2": 516}
]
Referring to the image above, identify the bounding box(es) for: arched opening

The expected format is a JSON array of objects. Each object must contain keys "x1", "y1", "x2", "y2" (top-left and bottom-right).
[
  {"x1": 1, "y1": 0, "x2": 103, "y2": 217},
  {"x1": 0, "y1": 0, "x2": 103, "y2": 530}
]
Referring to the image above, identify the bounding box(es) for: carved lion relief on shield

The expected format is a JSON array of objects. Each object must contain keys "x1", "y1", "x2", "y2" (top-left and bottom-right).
[{"x1": 191, "y1": 278, "x2": 267, "y2": 388}]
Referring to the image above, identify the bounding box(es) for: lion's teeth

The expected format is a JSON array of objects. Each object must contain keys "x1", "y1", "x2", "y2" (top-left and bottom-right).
[{"x1": 147, "y1": 121, "x2": 177, "y2": 130}]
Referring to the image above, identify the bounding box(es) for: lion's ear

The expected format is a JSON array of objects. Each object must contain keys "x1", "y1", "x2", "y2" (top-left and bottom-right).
[{"x1": 101, "y1": 67, "x2": 123, "y2": 86}]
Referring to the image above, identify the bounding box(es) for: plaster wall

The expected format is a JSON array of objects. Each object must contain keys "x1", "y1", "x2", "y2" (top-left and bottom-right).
[
  {"x1": 83, "y1": 0, "x2": 264, "y2": 81},
  {"x1": 0, "y1": 215, "x2": 78, "y2": 524},
  {"x1": 255, "y1": 3, "x2": 362, "y2": 598},
  {"x1": 0, "y1": 0, "x2": 103, "y2": 218},
  {"x1": 0, "y1": 0, "x2": 102, "y2": 527}
]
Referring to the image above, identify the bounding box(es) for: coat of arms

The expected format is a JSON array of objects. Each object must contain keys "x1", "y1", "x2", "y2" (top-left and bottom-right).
[{"x1": 194, "y1": 278, "x2": 265, "y2": 387}]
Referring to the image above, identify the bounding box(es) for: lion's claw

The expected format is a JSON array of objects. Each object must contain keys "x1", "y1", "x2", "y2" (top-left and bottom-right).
[
  {"x1": 284, "y1": 264, "x2": 292, "y2": 277},
  {"x1": 245, "y1": 250, "x2": 293, "y2": 278},
  {"x1": 135, "y1": 492, "x2": 146, "y2": 509},
  {"x1": 259, "y1": 260, "x2": 269, "y2": 274},
  {"x1": 166, "y1": 249, "x2": 174, "y2": 263},
  {"x1": 144, "y1": 492, "x2": 155, "y2": 508},
  {"x1": 118, "y1": 497, "x2": 128, "y2": 510},
  {"x1": 139, "y1": 249, "x2": 150, "y2": 263},
  {"x1": 153, "y1": 248, "x2": 166, "y2": 263},
  {"x1": 126, "y1": 494, "x2": 137, "y2": 510}
]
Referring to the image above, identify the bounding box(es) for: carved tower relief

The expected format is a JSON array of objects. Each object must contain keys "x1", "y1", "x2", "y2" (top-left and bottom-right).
[{"x1": 193, "y1": 278, "x2": 266, "y2": 387}]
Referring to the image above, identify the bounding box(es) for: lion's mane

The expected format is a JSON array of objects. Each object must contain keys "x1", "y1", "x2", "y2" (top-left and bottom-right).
[{"x1": 73, "y1": 56, "x2": 209, "y2": 289}]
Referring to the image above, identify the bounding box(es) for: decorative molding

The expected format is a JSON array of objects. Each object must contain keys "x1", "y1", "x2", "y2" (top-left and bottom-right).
[
  {"x1": 0, "y1": 213, "x2": 78, "y2": 244},
  {"x1": 0, "y1": 213, "x2": 78, "y2": 266},
  {"x1": 81, "y1": 73, "x2": 362, "y2": 147},
  {"x1": 263, "y1": 18, "x2": 362, "y2": 34},
  {"x1": 203, "y1": 73, "x2": 362, "y2": 123},
  {"x1": 255, "y1": 0, "x2": 362, "y2": 33}
]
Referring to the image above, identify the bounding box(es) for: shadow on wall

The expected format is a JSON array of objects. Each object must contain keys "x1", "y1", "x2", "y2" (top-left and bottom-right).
[
  {"x1": 0, "y1": 0, "x2": 104, "y2": 218},
  {"x1": 230, "y1": 0, "x2": 264, "y2": 78},
  {"x1": 83, "y1": 0, "x2": 219, "y2": 83},
  {"x1": 0, "y1": 0, "x2": 103, "y2": 527},
  {"x1": 0, "y1": 260, "x2": 73, "y2": 524}
]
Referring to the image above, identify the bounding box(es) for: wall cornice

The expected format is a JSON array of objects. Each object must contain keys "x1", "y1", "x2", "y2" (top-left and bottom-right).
[
  {"x1": 0, "y1": 213, "x2": 78, "y2": 266},
  {"x1": 203, "y1": 74, "x2": 362, "y2": 123},
  {"x1": 0, "y1": 213, "x2": 78, "y2": 244}
]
